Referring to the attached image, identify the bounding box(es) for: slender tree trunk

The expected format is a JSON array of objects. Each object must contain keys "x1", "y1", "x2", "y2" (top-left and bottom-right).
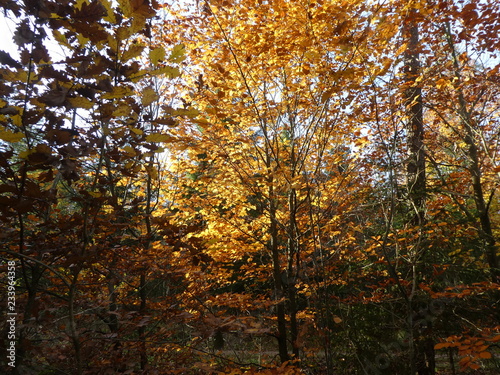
[
  {"x1": 15, "y1": 267, "x2": 41, "y2": 375},
  {"x1": 69, "y1": 273, "x2": 83, "y2": 375},
  {"x1": 403, "y1": 9, "x2": 435, "y2": 375},
  {"x1": 403, "y1": 11, "x2": 425, "y2": 224},
  {"x1": 448, "y1": 347, "x2": 456, "y2": 375},
  {"x1": 139, "y1": 272, "x2": 147, "y2": 370},
  {"x1": 139, "y1": 155, "x2": 155, "y2": 370},
  {"x1": 287, "y1": 122, "x2": 300, "y2": 359},
  {"x1": 287, "y1": 188, "x2": 300, "y2": 359},
  {"x1": 443, "y1": 22, "x2": 499, "y2": 282},
  {"x1": 269, "y1": 174, "x2": 289, "y2": 363}
]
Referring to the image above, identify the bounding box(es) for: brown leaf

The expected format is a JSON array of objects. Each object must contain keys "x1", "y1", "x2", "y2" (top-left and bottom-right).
[
  {"x1": 40, "y1": 87, "x2": 69, "y2": 106},
  {"x1": 46, "y1": 129, "x2": 77, "y2": 145}
]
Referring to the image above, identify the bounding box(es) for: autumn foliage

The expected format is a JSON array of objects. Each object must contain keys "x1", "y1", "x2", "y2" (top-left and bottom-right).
[{"x1": 0, "y1": 0, "x2": 499, "y2": 374}]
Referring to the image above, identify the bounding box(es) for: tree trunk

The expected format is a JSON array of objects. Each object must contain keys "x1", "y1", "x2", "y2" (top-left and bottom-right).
[
  {"x1": 403, "y1": 9, "x2": 435, "y2": 375},
  {"x1": 269, "y1": 178, "x2": 289, "y2": 363},
  {"x1": 443, "y1": 22, "x2": 499, "y2": 282},
  {"x1": 287, "y1": 188, "x2": 300, "y2": 359},
  {"x1": 403, "y1": 10, "x2": 425, "y2": 224}
]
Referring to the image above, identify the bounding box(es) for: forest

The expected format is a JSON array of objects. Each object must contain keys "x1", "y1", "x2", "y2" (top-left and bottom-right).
[{"x1": 0, "y1": 0, "x2": 499, "y2": 374}]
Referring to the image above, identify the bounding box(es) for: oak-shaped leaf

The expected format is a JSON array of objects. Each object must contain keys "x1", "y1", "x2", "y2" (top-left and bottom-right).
[{"x1": 168, "y1": 44, "x2": 186, "y2": 64}]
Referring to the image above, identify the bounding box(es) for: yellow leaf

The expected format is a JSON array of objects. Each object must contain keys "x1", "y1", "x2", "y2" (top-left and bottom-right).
[
  {"x1": 75, "y1": 0, "x2": 89, "y2": 11},
  {"x1": 129, "y1": 126, "x2": 143, "y2": 135},
  {"x1": 321, "y1": 89, "x2": 334, "y2": 103},
  {"x1": 67, "y1": 96, "x2": 94, "y2": 109},
  {"x1": 117, "y1": 0, "x2": 132, "y2": 18},
  {"x1": 11, "y1": 114, "x2": 23, "y2": 127},
  {"x1": 52, "y1": 29, "x2": 72, "y2": 49},
  {"x1": 3, "y1": 69, "x2": 28, "y2": 84},
  {"x1": 436, "y1": 78, "x2": 450, "y2": 90},
  {"x1": 333, "y1": 316, "x2": 342, "y2": 324},
  {"x1": 150, "y1": 66, "x2": 180, "y2": 78},
  {"x1": 304, "y1": 50, "x2": 320, "y2": 61},
  {"x1": 123, "y1": 145, "x2": 136, "y2": 156},
  {"x1": 149, "y1": 47, "x2": 165, "y2": 66},
  {"x1": 76, "y1": 33, "x2": 90, "y2": 47},
  {"x1": 130, "y1": 17, "x2": 147, "y2": 35},
  {"x1": 113, "y1": 104, "x2": 131, "y2": 117},
  {"x1": 102, "y1": 86, "x2": 134, "y2": 99},
  {"x1": 19, "y1": 149, "x2": 36, "y2": 159},
  {"x1": 141, "y1": 87, "x2": 159, "y2": 106},
  {"x1": 121, "y1": 44, "x2": 145, "y2": 62},
  {"x1": 0, "y1": 129, "x2": 24, "y2": 143},
  {"x1": 395, "y1": 42, "x2": 408, "y2": 57},
  {"x1": 146, "y1": 133, "x2": 174, "y2": 143},
  {"x1": 116, "y1": 25, "x2": 133, "y2": 42},
  {"x1": 127, "y1": 69, "x2": 147, "y2": 82},
  {"x1": 168, "y1": 44, "x2": 186, "y2": 63},
  {"x1": 172, "y1": 107, "x2": 199, "y2": 117},
  {"x1": 101, "y1": 0, "x2": 117, "y2": 23}
]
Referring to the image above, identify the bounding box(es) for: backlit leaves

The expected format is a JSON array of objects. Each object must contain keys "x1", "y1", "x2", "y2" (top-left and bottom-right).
[
  {"x1": 149, "y1": 46, "x2": 165, "y2": 66},
  {"x1": 169, "y1": 43, "x2": 186, "y2": 63},
  {"x1": 102, "y1": 85, "x2": 135, "y2": 99},
  {"x1": 67, "y1": 96, "x2": 95, "y2": 109},
  {"x1": 141, "y1": 86, "x2": 159, "y2": 106}
]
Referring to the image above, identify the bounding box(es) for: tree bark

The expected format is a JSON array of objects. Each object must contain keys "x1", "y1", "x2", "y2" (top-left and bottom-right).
[
  {"x1": 403, "y1": 9, "x2": 435, "y2": 375},
  {"x1": 269, "y1": 175, "x2": 289, "y2": 363},
  {"x1": 403, "y1": 10, "x2": 425, "y2": 224},
  {"x1": 270, "y1": 202, "x2": 290, "y2": 362}
]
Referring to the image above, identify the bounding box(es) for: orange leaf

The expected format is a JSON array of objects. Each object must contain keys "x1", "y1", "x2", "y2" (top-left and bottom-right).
[
  {"x1": 434, "y1": 342, "x2": 450, "y2": 350},
  {"x1": 479, "y1": 351, "x2": 492, "y2": 359}
]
